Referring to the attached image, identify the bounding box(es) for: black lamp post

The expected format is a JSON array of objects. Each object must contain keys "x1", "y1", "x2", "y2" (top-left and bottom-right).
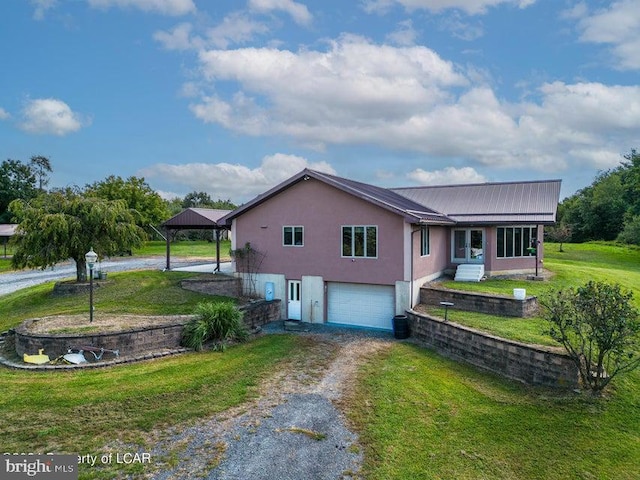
[{"x1": 85, "y1": 247, "x2": 98, "y2": 323}]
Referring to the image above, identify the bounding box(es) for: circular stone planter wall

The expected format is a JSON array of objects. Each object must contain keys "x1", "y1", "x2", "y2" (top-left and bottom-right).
[{"x1": 14, "y1": 315, "x2": 193, "y2": 361}]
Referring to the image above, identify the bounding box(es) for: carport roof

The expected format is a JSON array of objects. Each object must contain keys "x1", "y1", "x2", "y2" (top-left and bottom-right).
[
  {"x1": 0, "y1": 224, "x2": 18, "y2": 237},
  {"x1": 162, "y1": 208, "x2": 231, "y2": 230}
]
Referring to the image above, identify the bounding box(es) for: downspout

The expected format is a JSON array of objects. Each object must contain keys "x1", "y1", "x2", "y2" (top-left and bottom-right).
[{"x1": 410, "y1": 226, "x2": 420, "y2": 310}]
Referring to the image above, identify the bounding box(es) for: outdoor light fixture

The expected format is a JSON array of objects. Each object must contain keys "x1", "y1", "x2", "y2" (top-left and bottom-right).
[{"x1": 85, "y1": 247, "x2": 98, "y2": 323}]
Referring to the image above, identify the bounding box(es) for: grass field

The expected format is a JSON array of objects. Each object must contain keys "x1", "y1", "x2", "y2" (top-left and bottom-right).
[
  {"x1": 347, "y1": 343, "x2": 640, "y2": 480},
  {"x1": 0, "y1": 270, "x2": 226, "y2": 333},
  {"x1": 0, "y1": 335, "x2": 303, "y2": 479},
  {"x1": 1, "y1": 241, "x2": 638, "y2": 479},
  {"x1": 347, "y1": 241, "x2": 640, "y2": 480},
  {"x1": 428, "y1": 242, "x2": 640, "y2": 342}
]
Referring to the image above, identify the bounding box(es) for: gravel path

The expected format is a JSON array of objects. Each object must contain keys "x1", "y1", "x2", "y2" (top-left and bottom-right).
[{"x1": 140, "y1": 326, "x2": 394, "y2": 480}]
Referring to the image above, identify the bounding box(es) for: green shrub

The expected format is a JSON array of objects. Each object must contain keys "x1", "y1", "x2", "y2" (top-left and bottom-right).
[{"x1": 182, "y1": 301, "x2": 248, "y2": 351}]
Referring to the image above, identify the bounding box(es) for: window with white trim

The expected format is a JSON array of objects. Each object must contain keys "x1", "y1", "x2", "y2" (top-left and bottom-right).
[
  {"x1": 420, "y1": 225, "x2": 430, "y2": 256},
  {"x1": 283, "y1": 226, "x2": 304, "y2": 246},
  {"x1": 496, "y1": 226, "x2": 537, "y2": 258},
  {"x1": 342, "y1": 225, "x2": 377, "y2": 258}
]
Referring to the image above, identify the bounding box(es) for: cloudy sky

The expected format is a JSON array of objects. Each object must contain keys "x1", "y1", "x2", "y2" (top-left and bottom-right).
[{"x1": 1, "y1": 0, "x2": 638, "y2": 202}]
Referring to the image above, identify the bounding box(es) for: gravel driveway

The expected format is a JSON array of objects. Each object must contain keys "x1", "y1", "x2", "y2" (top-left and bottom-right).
[{"x1": 142, "y1": 325, "x2": 394, "y2": 480}]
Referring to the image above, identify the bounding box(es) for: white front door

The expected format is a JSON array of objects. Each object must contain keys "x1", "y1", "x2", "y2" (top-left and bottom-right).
[{"x1": 287, "y1": 280, "x2": 302, "y2": 320}]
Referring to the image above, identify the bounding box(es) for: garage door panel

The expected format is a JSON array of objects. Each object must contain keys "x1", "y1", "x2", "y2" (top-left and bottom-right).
[{"x1": 327, "y1": 283, "x2": 394, "y2": 330}]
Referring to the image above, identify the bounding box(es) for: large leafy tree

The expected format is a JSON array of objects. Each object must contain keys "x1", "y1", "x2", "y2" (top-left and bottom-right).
[
  {"x1": 182, "y1": 191, "x2": 236, "y2": 210},
  {"x1": 559, "y1": 148, "x2": 640, "y2": 243},
  {"x1": 85, "y1": 175, "x2": 170, "y2": 233},
  {"x1": 0, "y1": 159, "x2": 38, "y2": 223},
  {"x1": 10, "y1": 189, "x2": 145, "y2": 282},
  {"x1": 542, "y1": 281, "x2": 640, "y2": 393}
]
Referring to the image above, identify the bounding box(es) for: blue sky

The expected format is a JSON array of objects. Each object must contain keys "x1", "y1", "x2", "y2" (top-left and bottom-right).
[{"x1": 1, "y1": 0, "x2": 638, "y2": 203}]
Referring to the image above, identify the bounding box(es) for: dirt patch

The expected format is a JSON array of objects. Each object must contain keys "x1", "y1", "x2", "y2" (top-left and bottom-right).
[{"x1": 23, "y1": 314, "x2": 194, "y2": 334}]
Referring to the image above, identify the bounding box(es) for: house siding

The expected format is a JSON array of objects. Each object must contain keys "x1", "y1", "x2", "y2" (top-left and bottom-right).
[
  {"x1": 233, "y1": 178, "x2": 405, "y2": 285},
  {"x1": 484, "y1": 225, "x2": 545, "y2": 275}
]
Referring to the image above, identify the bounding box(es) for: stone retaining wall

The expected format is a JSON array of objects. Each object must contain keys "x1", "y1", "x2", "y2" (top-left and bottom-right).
[
  {"x1": 14, "y1": 317, "x2": 192, "y2": 359},
  {"x1": 240, "y1": 300, "x2": 281, "y2": 330},
  {"x1": 13, "y1": 300, "x2": 282, "y2": 364},
  {"x1": 421, "y1": 286, "x2": 539, "y2": 317},
  {"x1": 406, "y1": 309, "x2": 578, "y2": 388},
  {"x1": 181, "y1": 274, "x2": 242, "y2": 297}
]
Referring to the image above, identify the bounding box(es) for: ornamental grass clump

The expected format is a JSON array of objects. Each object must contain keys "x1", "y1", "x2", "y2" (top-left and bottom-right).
[{"x1": 182, "y1": 301, "x2": 248, "y2": 351}]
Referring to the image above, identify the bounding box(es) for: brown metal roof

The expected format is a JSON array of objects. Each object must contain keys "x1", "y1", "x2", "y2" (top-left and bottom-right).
[
  {"x1": 162, "y1": 208, "x2": 231, "y2": 229},
  {"x1": 219, "y1": 169, "x2": 456, "y2": 226},
  {"x1": 392, "y1": 180, "x2": 561, "y2": 225},
  {"x1": 219, "y1": 170, "x2": 561, "y2": 227}
]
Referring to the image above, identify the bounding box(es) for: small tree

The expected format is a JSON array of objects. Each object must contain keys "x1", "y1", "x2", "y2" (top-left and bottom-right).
[
  {"x1": 230, "y1": 242, "x2": 266, "y2": 297},
  {"x1": 546, "y1": 222, "x2": 572, "y2": 252},
  {"x1": 10, "y1": 189, "x2": 146, "y2": 282},
  {"x1": 542, "y1": 281, "x2": 640, "y2": 393}
]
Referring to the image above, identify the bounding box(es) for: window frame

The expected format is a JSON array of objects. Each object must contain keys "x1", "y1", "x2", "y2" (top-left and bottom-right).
[
  {"x1": 283, "y1": 225, "x2": 304, "y2": 247},
  {"x1": 496, "y1": 226, "x2": 538, "y2": 258},
  {"x1": 420, "y1": 225, "x2": 430, "y2": 257},
  {"x1": 342, "y1": 225, "x2": 377, "y2": 258}
]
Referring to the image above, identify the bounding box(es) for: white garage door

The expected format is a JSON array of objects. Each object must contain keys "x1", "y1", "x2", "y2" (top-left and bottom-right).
[{"x1": 327, "y1": 282, "x2": 395, "y2": 330}]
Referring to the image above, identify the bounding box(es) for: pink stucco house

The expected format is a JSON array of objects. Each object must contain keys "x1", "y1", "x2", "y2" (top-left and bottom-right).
[{"x1": 219, "y1": 169, "x2": 560, "y2": 330}]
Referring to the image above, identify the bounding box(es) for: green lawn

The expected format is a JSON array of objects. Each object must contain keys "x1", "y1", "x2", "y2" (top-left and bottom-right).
[
  {"x1": 0, "y1": 335, "x2": 304, "y2": 479},
  {"x1": 133, "y1": 239, "x2": 232, "y2": 259},
  {"x1": 1, "y1": 241, "x2": 639, "y2": 479},
  {"x1": 347, "y1": 241, "x2": 640, "y2": 480},
  {"x1": 348, "y1": 343, "x2": 640, "y2": 480},
  {"x1": 0, "y1": 270, "x2": 225, "y2": 332},
  {"x1": 430, "y1": 242, "x2": 640, "y2": 340}
]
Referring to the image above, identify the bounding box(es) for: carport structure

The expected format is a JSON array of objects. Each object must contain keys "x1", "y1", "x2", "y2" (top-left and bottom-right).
[
  {"x1": 161, "y1": 208, "x2": 231, "y2": 271},
  {"x1": 0, "y1": 224, "x2": 17, "y2": 258}
]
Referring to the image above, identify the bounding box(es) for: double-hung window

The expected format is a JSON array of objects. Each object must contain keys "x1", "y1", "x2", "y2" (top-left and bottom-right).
[
  {"x1": 496, "y1": 226, "x2": 537, "y2": 258},
  {"x1": 420, "y1": 225, "x2": 430, "y2": 256},
  {"x1": 283, "y1": 226, "x2": 304, "y2": 246},
  {"x1": 342, "y1": 225, "x2": 377, "y2": 258}
]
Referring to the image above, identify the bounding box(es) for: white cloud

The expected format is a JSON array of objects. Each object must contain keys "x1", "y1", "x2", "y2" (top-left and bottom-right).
[
  {"x1": 205, "y1": 12, "x2": 270, "y2": 49},
  {"x1": 362, "y1": 0, "x2": 535, "y2": 16},
  {"x1": 88, "y1": 0, "x2": 196, "y2": 16},
  {"x1": 19, "y1": 98, "x2": 87, "y2": 136},
  {"x1": 0, "y1": 108, "x2": 10, "y2": 120},
  {"x1": 30, "y1": 0, "x2": 57, "y2": 20},
  {"x1": 185, "y1": 35, "x2": 640, "y2": 176},
  {"x1": 408, "y1": 166, "x2": 487, "y2": 184},
  {"x1": 192, "y1": 35, "x2": 467, "y2": 139},
  {"x1": 153, "y1": 22, "x2": 201, "y2": 50},
  {"x1": 439, "y1": 12, "x2": 484, "y2": 40},
  {"x1": 386, "y1": 20, "x2": 419, "y2": 46},
  {"x1": 248, "y1": 0, "x2": 312, "y2": 26},
  {"x1": 575, "y1": 0, "x2": 640, "y2": 70},
  {"x1": 154, "y1": 13, "x2": 270, "y2": 51},
  {"x1": 141, "y1": 154, "x2": 336, "y2": 201}
]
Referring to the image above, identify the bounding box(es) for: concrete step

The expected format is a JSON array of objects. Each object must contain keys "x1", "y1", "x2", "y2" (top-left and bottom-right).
[{"x1": 454, "y1": 264, "x2": 485, "y2": 282}]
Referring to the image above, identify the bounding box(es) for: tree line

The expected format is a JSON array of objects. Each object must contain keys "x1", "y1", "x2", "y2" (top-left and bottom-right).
[
  {"x1": 1, "y1": 155, "x2": 237, "y2": 281},
  {"x1": 551, "y1": 149, "x2": 640, "y2": 246},
  {"x1": 1, "y1": 156, "x2": 237, "y2": 229}
]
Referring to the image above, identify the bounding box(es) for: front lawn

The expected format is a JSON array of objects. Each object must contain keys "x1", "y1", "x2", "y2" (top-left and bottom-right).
[
  {"x1": 0, "y1": 270, "x2": 221, "y2": 332},
  {"x1": 0, "y1": 335, "x2": 305, "y2": 479},
  {"x1": 348, "y1": 342, "x2": 640, "y2": 480}
]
